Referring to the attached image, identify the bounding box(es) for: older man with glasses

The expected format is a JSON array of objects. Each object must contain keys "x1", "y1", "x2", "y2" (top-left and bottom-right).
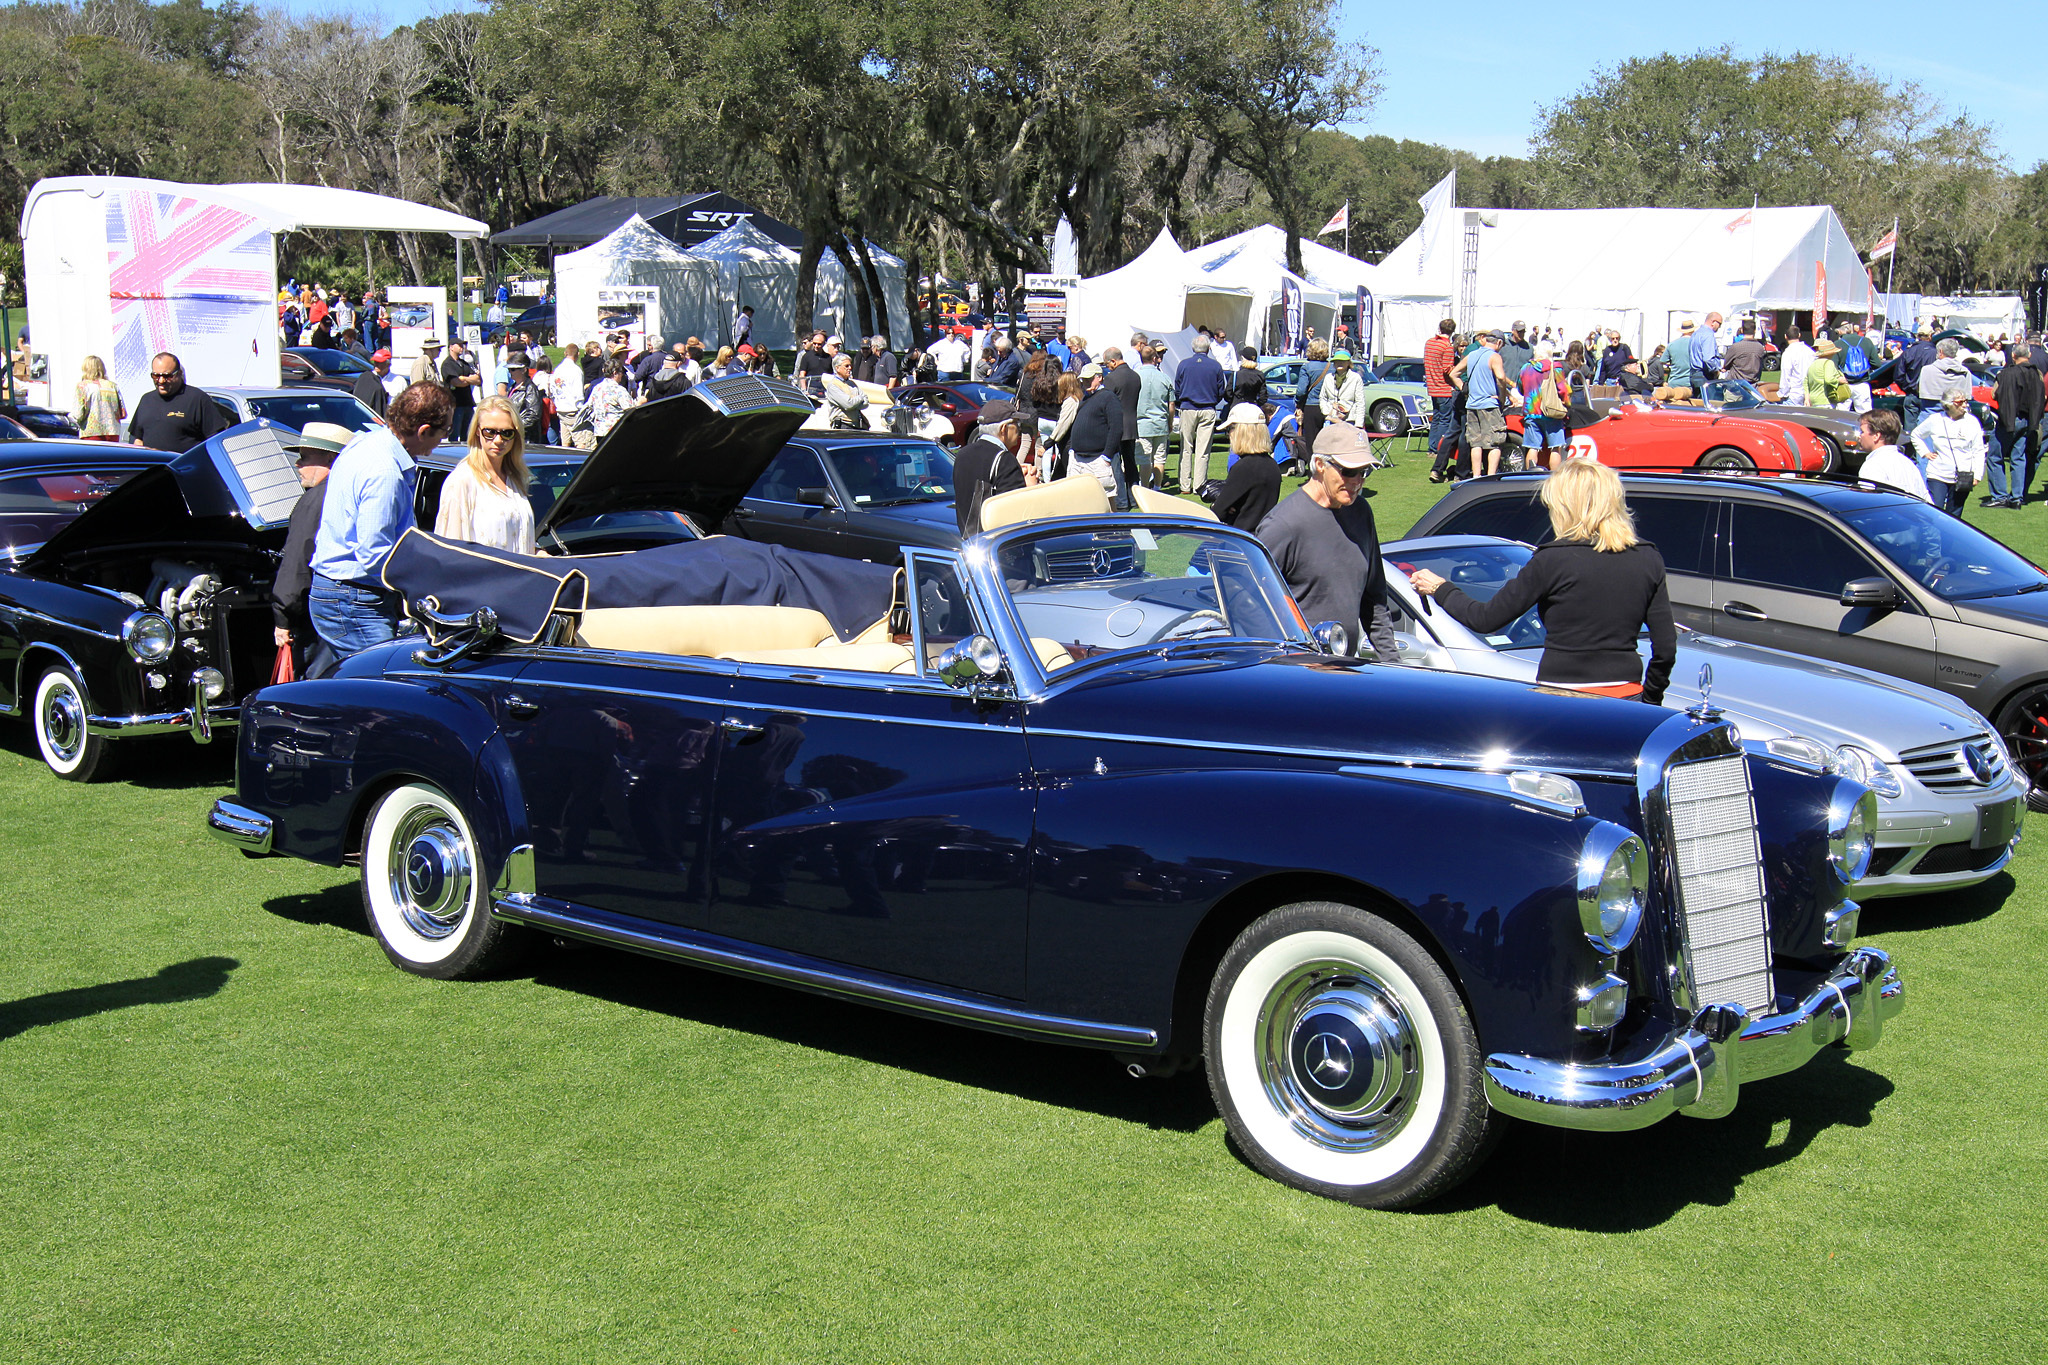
[
  {"x1": 126, "y1": 351, "x2": 231, "y2": 452},
  {"x1": 308, "y1": 382, "x2": 453, "y2": 661},
  {"x1": 1256, "y1": 422, "x2": 1398, "y2": 662}
]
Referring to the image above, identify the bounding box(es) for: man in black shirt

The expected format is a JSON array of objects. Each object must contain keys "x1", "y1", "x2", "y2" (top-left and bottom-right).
[
  {"x1": 794, "y1": 332, "x2": 831, "y2": 395},
  {"x1": 127, "y1": 351, "x2": 231, "y2": 451},
  {"x1": 952, "y1": 399, "x2": 1040, "y2": 534},
  {"x1": 353, "y1": 349, "x2": 394, "y2": 419},
  {"x1": 440, "y1": 339, "x2": 481, "y2": 441}
]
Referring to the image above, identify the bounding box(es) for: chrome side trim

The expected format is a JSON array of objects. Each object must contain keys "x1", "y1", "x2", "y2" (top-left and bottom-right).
[
  {"x1": 1044, "y1": 726, "x2": 1629, "y2": 780},
  {"x1": 1483, "y1": 946, "x2": 1903, "y2": 1131},
  {"x1": 88, "y1": 705, "x2": 239, "y2": 737},
  {"x1": 10, "y1": 605, "x2": 123, "y2": 642},
  {"x1": 7, "y1": 638, "x2": 91, "y2": 717},
  {"x1": 1337, "y1": 763, "x2": 1590, "y2": 816},
  {"x1": 205, "y1": 798, "x2": 273, "y2": 854},
  {"x1": 494, "y1": 895, "x2": 1159, "y2": 1048}
]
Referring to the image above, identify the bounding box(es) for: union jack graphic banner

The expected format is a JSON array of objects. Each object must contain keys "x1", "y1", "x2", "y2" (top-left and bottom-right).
[{"x1": 105, "y1": 188, "x2": 275, "y2": 400}]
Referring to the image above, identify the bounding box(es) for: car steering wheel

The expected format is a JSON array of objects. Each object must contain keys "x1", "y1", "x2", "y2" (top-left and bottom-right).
[
  {"x1": 1152, "y1": 608, "x2": 1230, "y2": 643},
  {"x1": 1924, "y1": 556, "x2": 1957, "y2": 588}
]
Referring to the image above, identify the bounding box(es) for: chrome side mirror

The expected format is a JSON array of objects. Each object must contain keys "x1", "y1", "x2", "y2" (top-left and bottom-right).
[{"x1": 1311, "y1": 620, "x2": 1349, "y2": 656}]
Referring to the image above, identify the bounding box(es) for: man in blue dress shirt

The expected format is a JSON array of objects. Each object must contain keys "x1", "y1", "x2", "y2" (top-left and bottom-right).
[
  {"x1": 308, "y1": 382, "x2": 453, "y2": 660},
  {"x1": 1170, "y1": 334, "x2": 1230, "y2": 495}
]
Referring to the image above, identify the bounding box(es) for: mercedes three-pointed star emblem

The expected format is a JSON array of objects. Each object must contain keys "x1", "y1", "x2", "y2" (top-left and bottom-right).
[{"x1": 1305, "y1": 1032, "x2": 1352, "y2": 1088}]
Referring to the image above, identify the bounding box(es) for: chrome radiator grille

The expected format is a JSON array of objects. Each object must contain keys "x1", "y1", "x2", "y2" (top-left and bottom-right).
[
  {"x1": 1898, "y1": 735, "x2": 2005, "y2": 791},
  {"x1": 1664, "y1": 753, "x2": 1774, "y2": 1015}
]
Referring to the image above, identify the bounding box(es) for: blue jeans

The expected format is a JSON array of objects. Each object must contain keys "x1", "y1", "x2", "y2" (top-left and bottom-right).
[
  {"x1": 1428, "y1": 395, "x2": 1457, "y2": 473},
  {"x1": 310, "y1": 574, "x2": 408, "y2": 661},
  {"x1": 1992, "y1": 419, "x2": 2038, "y2": 500}
]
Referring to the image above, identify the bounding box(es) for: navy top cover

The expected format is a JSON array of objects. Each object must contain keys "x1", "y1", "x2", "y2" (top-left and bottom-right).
[{"x1": 384, "y1": 530, "x2": 898, "y2": 643}]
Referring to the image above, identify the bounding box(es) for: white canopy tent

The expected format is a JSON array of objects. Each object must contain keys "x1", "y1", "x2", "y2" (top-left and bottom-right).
[
  {"x1": 1890, "y1": 294, "x2": 2027, "y2": 342},
  {"x1": 677, "y1": 221, "x2": 911, "y2": 349},
  {"x1": 1182, "y1": 225, "x2": 1377, "y2": 355},
  {"x1": 20, "y1": 175, "x2": 485, "y2": 411},
  {"x1": 1066, "y1": 229, "x2": 1248, "y2": 353},
  {"x1": 1372, "y1": 197, "x2": 1875, "y2": 358},
  {"x1": 813, "y1": 243, "x2": 912, "y2": 350},
  {"x1": 554, "y1": 214, "x2": 722, "y2": 348}
]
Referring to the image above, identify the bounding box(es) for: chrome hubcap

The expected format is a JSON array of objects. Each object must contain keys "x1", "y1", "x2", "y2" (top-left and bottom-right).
[
  {"x1": 1258, "y1": 959, "x2": 1421, "y2": 1152},
  {"x1": 387, "y1": 807, "x2": 472, "y2": 940},
  {"x1": 40, "y1": 684, "x2": 83, "y2": 762}
]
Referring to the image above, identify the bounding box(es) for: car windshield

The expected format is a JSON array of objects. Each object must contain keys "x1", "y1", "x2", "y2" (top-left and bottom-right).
[
  {"x1": 247, "y1": 393, "x2": 383, "y2": 431},
  {"x1": 1839, "y1": 502, "x2": 2048, "y2": 600},
  {"x1": 996, "y1": 524, "x2": 1310, "y2": 669},
  {"x1": 0, "y1": 467, "x2": 153, "y2": 557},
  {"x1": 1701, "y1": 379, "x2": 1765, "y2": 408},
  {"x1": 944, "y1": 383, "x2": 1007, "y2": 406},
  {"x1": 1387, "y1": 543, "x2": 1547, "y2": 650},
  {"x1": 825, "y1": 441, "x2": 955, "y2": 504},
  {"x1": 292, "y1": 348, "x2": 373, "y2": 376}
]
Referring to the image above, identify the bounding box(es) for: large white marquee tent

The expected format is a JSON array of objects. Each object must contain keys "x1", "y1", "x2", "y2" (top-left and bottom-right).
[
  {"x1": 1371, "y1": 176, "x2": 1876, "y2": 357},
  {"x1": 554, "y1": 214, "x2": 721, "y2": 348}
]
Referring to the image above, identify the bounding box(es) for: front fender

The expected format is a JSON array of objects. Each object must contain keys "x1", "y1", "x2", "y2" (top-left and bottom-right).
[
  {"x1": 1026, "y1": 764, "x2": 1612, "y2": 1057},
  {"x1": 236, "y1": 677, "x2": 505, "y2": 872}
]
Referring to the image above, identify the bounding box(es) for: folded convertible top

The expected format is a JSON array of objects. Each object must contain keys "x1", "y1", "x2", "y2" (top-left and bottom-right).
[{"x1": 383, "y1": 530, "x2": 898, "y2": 644}]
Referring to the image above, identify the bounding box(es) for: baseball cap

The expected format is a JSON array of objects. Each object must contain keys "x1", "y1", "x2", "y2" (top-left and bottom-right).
[
  {"x1": 1224, "y1": 402, "x2": 1267, "y2": 427},
  {"x1": 977, "y1": 398, "x2": 1018, "y2": 425},
  {"x1": 1312, "y1": 422, "x2": 1377, "y2": 469},
  {"x1": 1078, "y1": 363, "x2": 1103, "y2": 379},
  {"x1": 370, "y1": 348, "x2": 392, "y2": 363},
  {"x1": 737, "y1": 344, "x2": 756, "y2": 357},
  {"x1": 284, "y1": 421, "x2": 352, "y2": 462}
]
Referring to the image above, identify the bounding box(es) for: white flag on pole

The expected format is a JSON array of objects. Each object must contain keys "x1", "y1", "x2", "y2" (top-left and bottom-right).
[{"x1": 1317, "y1": 203, "x2": 1349, "y2": 237}]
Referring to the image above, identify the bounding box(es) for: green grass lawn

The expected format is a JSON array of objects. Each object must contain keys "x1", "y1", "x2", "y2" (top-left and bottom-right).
[{"x1": 2, "y1": 448, "x2": 2044, "y2": 1362}]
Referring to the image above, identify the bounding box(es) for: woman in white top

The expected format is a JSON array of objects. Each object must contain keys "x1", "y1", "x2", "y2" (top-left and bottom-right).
[
  {"x1": 1912, "y1": 387, "x2": 1988, "y2": 516},
  {"x1": 436, "y1": 395, "x2": 536, "y2": 553}
]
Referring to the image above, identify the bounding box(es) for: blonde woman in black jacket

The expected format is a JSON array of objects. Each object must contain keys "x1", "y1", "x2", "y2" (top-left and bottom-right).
[{"x1": 1409, "y1": 457, "x2": 1676, "y2": 702}]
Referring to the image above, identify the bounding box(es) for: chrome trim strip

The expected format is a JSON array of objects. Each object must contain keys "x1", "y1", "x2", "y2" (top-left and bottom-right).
[
  {"x1": 88, "y1": 705, "x2": 239, "y2": 737},
  {"x1": 205, "y1": 798, "x2": 273, "y2": 854},
  {"x1": 10, "y1": 605, "x2": 123, "y2": 642},
  {"x1": 1337, "y1": 763, "x2": 1591, "y2": 815},
  {"x1": 1042, "y1": 726, "x2": 1629, "y2": 779},
  {"x1": 406, "y1": 669, "x2": 1009, "y2": 731},
  {"x1": 1483, "y1": 947, "x2": 1902, "y2": 1131},
  {"x1": 494, "y1": 895, "x2": 1159, "y2": 1047}
]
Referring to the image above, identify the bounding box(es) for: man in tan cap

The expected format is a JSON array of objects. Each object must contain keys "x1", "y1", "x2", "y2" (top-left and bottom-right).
[
  {"x1": 271, "y1": 422, "x2": 354, "y2": 676},
  {"x1": 1256, "y1": 422, "x2": 1397, "y2": 662},
  {"x1": 407, "y1": 337, "x2": 442, "y2": 386}
]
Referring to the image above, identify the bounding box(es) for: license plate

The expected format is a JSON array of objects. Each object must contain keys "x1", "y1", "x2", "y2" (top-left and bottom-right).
[{"x1": 1976, "y1": 797, "x2": 2020, "y2": 849}]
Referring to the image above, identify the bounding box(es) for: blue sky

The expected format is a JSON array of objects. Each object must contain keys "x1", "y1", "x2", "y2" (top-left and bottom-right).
[
  {"x1": 1339, "y1": 11, "x2": 2045, "y2": 171},
  {"x1": 341, "y1": 3, "x2": 2043, "y2": 172}
]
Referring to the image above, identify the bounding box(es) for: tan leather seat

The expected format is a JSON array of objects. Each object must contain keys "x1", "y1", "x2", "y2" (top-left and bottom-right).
[
  {"x1": 980, "y1": 477, "x2": 1111, "y2": 531},
  {"x1": 1032, "y1": 638, "x2": 1075, "y2": 671},
  {"x1": 577, "y1": 605, "x2": 835, "y2": 656},
  {"x1": 1130, "y1": 485, "x2": 1218, "y2": 520}
]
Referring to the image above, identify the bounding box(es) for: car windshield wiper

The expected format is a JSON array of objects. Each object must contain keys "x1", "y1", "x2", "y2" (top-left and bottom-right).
[
  {"x1": 2013, "y1": 580, "x2": 2048, "y2": 594},
  {"x1": 865, "y1": 494, "x2": 952, "y2": 507},
  {"x1": 1947, "y1": 579, "x2": 2048, "y2": 599}
]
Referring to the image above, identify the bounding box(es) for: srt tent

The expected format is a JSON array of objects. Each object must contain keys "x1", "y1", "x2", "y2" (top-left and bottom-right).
[
  {"x1": 684, "y1": 221, "x2": 911, "y2": 350},
  {"x1": 19, "y1": 175, "x2": 485, "y2": 413},
  {"x1": 1372, "y1": 194, "x2": 1876, "y2": 358},
  {"x1": 554, "y1": 214, "x2": 721, "y2": 346},
  {"x1": 491, "y1": 194, "x2": 802, "y2": 252}
]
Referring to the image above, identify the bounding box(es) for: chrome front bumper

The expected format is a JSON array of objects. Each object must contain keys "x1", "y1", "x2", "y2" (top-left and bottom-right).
[
  {"x1": 1483, "y1": 947, "x2": 1904, "y2": 1131},
  {"x1": 206, "y1": 798, "x2": 274, "y2": 855},
  {"x1": 90, "y1": 704, "x2": 239, "y2": 743}
]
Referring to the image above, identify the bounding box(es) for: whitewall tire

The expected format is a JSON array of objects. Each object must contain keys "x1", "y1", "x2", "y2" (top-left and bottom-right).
[
  {"x1": 361, "y1": 783, "x2": 531, "y2": 979},
  {"x1": 33, "y1": 666, "x2": 113, "y2": 781},
  {"x1": 1204, "y1": 902, "x2": 1493, "y2": 1209}
]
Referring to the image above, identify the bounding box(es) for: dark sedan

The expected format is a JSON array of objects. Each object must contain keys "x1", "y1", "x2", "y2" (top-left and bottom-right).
[
  {"x1": 282, "y1": 347, "x2": 375, "y2": 392},
  {"x1": 724, "y1": 432, "x2": 961, "y2": 561}
]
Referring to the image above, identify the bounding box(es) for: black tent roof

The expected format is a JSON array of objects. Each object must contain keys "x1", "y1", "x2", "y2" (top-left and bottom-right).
[{"x1": 491, "y1": 193, "x2": 803, "y2": 252}]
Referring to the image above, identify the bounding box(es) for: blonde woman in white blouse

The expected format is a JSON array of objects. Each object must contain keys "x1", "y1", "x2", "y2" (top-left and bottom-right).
[{"x1": 435, "y1": 395, "x2": 535, "y2": 553}]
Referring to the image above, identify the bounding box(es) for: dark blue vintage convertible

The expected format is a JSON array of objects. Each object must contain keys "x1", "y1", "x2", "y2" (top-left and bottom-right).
[{"x1": 206, "y1": 375, "x2": 1904, "y2": 1209}]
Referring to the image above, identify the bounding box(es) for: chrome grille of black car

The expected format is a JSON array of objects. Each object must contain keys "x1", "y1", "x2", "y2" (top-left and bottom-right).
[
  {"x1": 1897, "y1": 735, "x2": 2005, "y2": 790},
  {"x1": 1664, "y1": 752, "x2": 1774, "y2": 1015},
  {"x1": 1037, "y1": 542, "x2": 1136, "y2": 582},
  {"x1": 692, "y1": 374, "x2": 813, "y2": 415}
]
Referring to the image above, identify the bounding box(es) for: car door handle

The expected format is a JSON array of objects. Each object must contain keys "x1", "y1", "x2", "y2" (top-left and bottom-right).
[
  {"x1": 501, "y1": 693, "x2": 540, "y2": 718},
  {"x1": 1722, "y1": 601, "x2": 1769, "y2": 621},
  {"x1": 721, "y1": 717, "x2": 764, "y2": 740},
  {"x1": 731, "y1": 504, "x2": 754, "y2": 517}
]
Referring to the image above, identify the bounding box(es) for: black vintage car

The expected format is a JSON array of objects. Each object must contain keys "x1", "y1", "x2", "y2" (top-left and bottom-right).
[
  {"x1": 1, "y1": 424, "x2": 301, "y2": 779},
  {"x1": 206, "y1": 375, "x2": 1903, "y2": 1211}
]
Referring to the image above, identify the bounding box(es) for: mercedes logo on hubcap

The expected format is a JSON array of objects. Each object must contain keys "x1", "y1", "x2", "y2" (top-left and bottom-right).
[
  {"x1": 1303, "y1": 1032, "x2": 1354, "y2": 1089},
  {"x1": 408, "y1": 850, "x2": 438, "y2": 898}
]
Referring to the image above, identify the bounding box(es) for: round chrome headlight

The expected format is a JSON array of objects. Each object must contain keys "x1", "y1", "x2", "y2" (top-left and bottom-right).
[
  {"x1": 1577, "y1": 824, "x2": 1648, "y2": 954},
  {"x1": 1834, "y1": 744, "x2": 1903, "y2": 799},
  {"x1": 1827, "y1": 780, "x2": 1880, "y2": 884},
  {"x1": 121, "y1": 611, "x2": 175, "y2": 664},
  {"x1": 193, "y1": 667, "x2": 226, "y2": 701}
]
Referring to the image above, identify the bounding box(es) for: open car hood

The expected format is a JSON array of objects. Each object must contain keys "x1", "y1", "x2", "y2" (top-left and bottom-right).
[
  {"x1": 537, "y1": 375, "x2": 816, "y2": 537},
  {"x1": 24, "y1": 420, "x2": 301, "y2": 569}
]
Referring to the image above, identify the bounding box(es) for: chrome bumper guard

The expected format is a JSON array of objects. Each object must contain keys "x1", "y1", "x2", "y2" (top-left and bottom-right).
[
  {"x1": 1483, "y1": 947, "x2": 1904, "y2": 1132},
  {"x1": 90, "y1": 705, "x2": 239, "y2": 742},
  {"x1": 206, "y1": 799, "x2": 274, "y2": 855}
]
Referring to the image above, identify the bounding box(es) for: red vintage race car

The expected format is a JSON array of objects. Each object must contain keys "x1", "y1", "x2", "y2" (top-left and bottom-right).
[{"x1": 1573, "y1": 399, "x2": 1829, "y2": 472}]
